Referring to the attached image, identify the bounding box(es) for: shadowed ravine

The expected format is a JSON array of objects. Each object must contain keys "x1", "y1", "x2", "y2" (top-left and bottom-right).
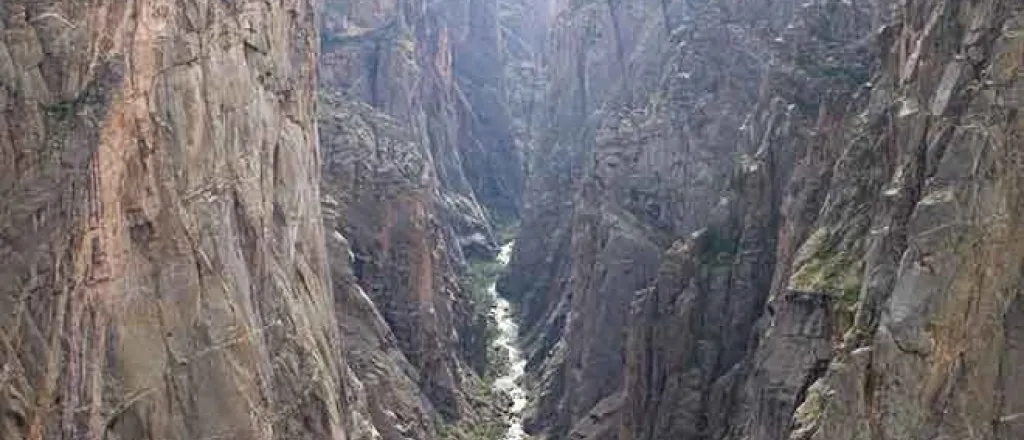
[{"x1": 491, "y1": 242, "x2": 529, "y2": 440}]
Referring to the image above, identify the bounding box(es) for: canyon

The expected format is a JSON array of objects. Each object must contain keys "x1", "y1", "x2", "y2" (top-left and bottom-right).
[{"x1": 1, "y1": 1, "x2": 1022, "y2": 440}]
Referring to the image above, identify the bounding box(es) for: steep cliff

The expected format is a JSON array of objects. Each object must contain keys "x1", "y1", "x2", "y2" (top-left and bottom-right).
[
  {"x1": 623, "y1": 2, "x2": 875, "y2": 439},
  {"x1": 0, "y1": 1, "x2": 377, "y2": 439},
  {"x1": 508, "y1": 0, "x2": 1024, "y2": 440},
  {"x1": 503, "y1": 0, "x2": 797, "y2": 437},
  {"x1": 317, "y1": 0, "x2": 531, "y2": 438},
  {"x1": 624, "y1": 1, "x2": 1024, "y2": 439},
  {"x1": 4, "y1": 1, "x2": 1022, "y2": 440},
  {"x1": 786, "y1": 2, "x2": 1024, "y2": 440},
  {"x1": 321, "y1": 0, "x2": 524, "y2": 248}
]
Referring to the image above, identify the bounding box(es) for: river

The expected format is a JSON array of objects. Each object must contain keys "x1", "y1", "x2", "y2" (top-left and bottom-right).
[{"x1": 490, "y1": 242, "x2": 528, "y2": 440}]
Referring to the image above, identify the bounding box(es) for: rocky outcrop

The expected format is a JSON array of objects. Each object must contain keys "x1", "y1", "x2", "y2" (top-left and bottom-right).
[
  {"x1": 319, "y1": 96, "x2": 473, "y2": 422},
  {"x1": 686, "y1": 2, "x2": 1024, "y2": 440},
  {"x1": 321, "y1": 0, "x2": 496, "y2": 263},
  {"x1": 0, "y1": 1, "x2": 376, "y2": 439}
]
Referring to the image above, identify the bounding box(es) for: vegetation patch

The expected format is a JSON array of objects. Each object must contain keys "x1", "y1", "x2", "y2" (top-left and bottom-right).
[
  {"x1": 704, "y1": 226, "x2": 737, "y2": 259},
  {"x1": 464, "y1": 259, "x2": 503, "y2": 296},
  {"x1": 434, "y1": 350, "x2": 513, "y2": 440},
  {"x1": 460, "y1": 251, "x2": 512, "y2": 381},
  {"x1": 397, "y1": 36, "x2": 417, "y2": 55},
  {"x1": 790, "y1": 380, "x2": 826, "y2": 438},
  {"x1": 788, "y1": 228, "x2": 862, "y2": 305},
  {"x1": 794, "y1": 54, "x2": 870, "y2": 86},
  {"x1": 446, "y1": 225, "x2": 523, "y2": 439},
  {"x1": 435, "y1": 414, "x2": 508, "y2": 440},
  {"x1": 694, "y1": 225, "x2": 737, "y2": 266},
  {"x1": 43, "y1": 99, "x2": 79, "y2": 120},
  {"x1": 571, "y1": 0, "x2": 602, "y2": 11}
]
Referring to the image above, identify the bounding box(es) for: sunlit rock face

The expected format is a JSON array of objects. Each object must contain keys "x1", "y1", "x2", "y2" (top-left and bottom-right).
[{"x1": 0, "y1": 1, "x2": 376, "y2": 439}]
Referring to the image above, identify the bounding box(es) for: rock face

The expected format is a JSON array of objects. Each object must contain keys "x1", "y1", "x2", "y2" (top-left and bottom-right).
[
  {"x1": 0, "y1": 1, "x2": 376, "y2": 439},
  {"x1": 784, "y1": 2, "x2": 1024, "y2": 440},
  {"x1": 507, "y1": 0, "x2": 1024, "y2": 439},
  {"x1": 503, "y1": 0, "x2": 800, "y2": 437},
  {"x1": 0, "y1": 0, "x2": 531, "y2": 438},
  {"x1": 321, "y1": 0, "x2": 524, "y2": 241},
  {"x1": 4, "y1": 1, "x2": 1023, "y2": 440},
  {"x1": 622, "y1": 2, "x2": 875, "y2": 439},
  {"x1": 317, "y1": 0, "x2": 533, "y2": 437}
]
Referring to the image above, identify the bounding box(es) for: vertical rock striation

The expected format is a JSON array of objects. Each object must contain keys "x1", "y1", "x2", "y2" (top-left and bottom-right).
[
  {"x1": 787, "y1": 2, "x2": 1024, "y2": 440},
  {"x1": 0, "y1": 1, "x2": 375, "y2": 439},
  {"x1": 508, "y1": 0, "x2": 1024, "y2": 440},
  {"x1": 4, "y1": 1, "x2": 1023, "y2": 440},
  {"x1": 504, "y1": 0, "x2": 805, "y2": 437}
]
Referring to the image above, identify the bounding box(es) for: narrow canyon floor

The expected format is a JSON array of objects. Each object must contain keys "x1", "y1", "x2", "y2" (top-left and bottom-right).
[{"x1": 489, "y1": 242, "x2": 529, "y2": 440}]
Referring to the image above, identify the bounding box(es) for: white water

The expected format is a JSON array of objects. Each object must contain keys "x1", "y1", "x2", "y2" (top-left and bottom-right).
[{"x1": 490, "y1": 242, "x2": 528, "y2": 440}]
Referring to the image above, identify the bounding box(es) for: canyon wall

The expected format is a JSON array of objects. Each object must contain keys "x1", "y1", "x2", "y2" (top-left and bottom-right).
[
  {"x1": 507, "y1": 0, "x2": 1024, "y2": 439},
  {"x1": 317, "y1": 0, "x2": 535, "y2": 438},
  {"x1": 3, "y1": 0, "x2": 1022, "y2": 440},
  {"x1": 0, "y1": 1, "x2": 378, "y2": 439},
  {"x1": 0, "y1": 0, "x2": 533, "y2": 438},
  {"x1": 503, "y1": 0, "x2": 798, "y2": 436},
  {"x1": 781, "y1": 2, "x2": 1024, "y2": 439}
]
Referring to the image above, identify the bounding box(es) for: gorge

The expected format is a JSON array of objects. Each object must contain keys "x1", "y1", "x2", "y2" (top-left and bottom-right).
[
  {"x1": 490, "y1": 242, "x2": 527, "y2": 440},
  {"x1": 1, "y1": 1, "x2": 1023, "y2": 440}
]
